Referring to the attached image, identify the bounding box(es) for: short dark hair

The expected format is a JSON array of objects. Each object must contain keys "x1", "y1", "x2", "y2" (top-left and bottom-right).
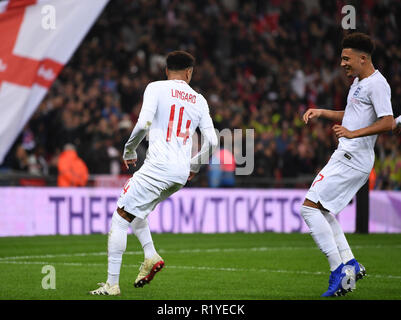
[
  {"x1": 342, "y1": 32, "x2": 375, "y2": 55},
  {"x1": 166, "y1": 51, "x2": 195, "y2": 71}
]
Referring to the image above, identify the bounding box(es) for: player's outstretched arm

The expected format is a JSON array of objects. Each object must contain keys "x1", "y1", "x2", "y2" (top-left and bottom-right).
[
  {"x1": 189, "y1": 127, "x2": 218, "y2": 178},
  {"x1": 122, "y1": 83, "x2": 158, "y2": 169},
  {"x1": 187, "y1": 171, "x2": 196, "y2": 181},
  {"x1": 333, "y1": 115, "x2": 394, "y2": 139},
  {"x1": 303, "y1": 108, "x2": 344, "y2": 124},
  {"x1": 122, "y1": 109, "x2": 154, "y2": 169},
  {"x1": 122, "y1": 123, "x2": 147, "y2": 169}
]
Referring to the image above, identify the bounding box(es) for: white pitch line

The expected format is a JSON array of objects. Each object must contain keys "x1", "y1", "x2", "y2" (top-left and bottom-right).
[
  {"x1": 1, "y1": 244, "x2": 400, "y2": 261},
  {"x1": 0, "y1": 259, "x2": 400, "y2": 280},
  {"x1": 0, "y1": 260, "x2": 106, "y2": 267},
  {"x1": 0, "y1": 247, "x2": 300, "y2": 261}
]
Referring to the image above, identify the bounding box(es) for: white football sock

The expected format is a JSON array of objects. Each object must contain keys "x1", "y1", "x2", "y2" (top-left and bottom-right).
[
  {"x1": 107, "y1": 211, "x2": 130, "y2": 286},
  {"x1": 301, "y1": 205, "x2": 343, "y2": 271},
  {"x1": 131, "y1": 217, "x2": 157, "y2": 259},
  {"x1": 322, "y1": 210, "x2": 355, "y2": 264}
]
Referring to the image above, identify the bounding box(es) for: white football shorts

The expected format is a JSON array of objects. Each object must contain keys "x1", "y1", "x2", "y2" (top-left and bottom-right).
[
  {"x1": 305, "y1": 157, "x2": 369, "y2": 215},
  {"x1": 117, "y1": 169, "x2": 184, "y2": 219}
]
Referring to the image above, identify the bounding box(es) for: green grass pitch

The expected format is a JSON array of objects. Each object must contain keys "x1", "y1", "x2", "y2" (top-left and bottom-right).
[{"x1": 0, "y1": 233, "x2": 400, "y2": 300}]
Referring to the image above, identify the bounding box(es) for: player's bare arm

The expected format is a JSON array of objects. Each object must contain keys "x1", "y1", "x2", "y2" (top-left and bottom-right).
[
  {"x1": 392, "y1": 115, "x2": 401, "y2": 134},
  {"x1": 332, "y1": 115, "x2": 394, "y2": 139},
  {"x1": 188, "y1": 171, "x2": 196, "y2": 181},
  {"x1": 303, "y1": 109, "x2": 345, "y2": 124},
  {"x1": 122, "y1": 110, "x2": 154, "y2": 170},
  {"x1": 188, "y1": 126, "x2": 218, "y2": 182}
]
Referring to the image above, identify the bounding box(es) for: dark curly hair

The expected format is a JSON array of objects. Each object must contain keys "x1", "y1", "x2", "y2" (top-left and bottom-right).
[
  {"x1": 166, "y1": 51, "x2": 195, "y2": 71},
  {"x1": 342, "y1": 32, "x2": 375, "y2": 55}
]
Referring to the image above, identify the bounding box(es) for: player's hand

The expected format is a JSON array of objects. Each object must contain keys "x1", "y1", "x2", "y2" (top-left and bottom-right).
[
  {"x1": 303, "y1": 109, "x2": 323, "y2": 124},
  {"x1": 123, "y1": 158, "x2": 137, "y2": 170},
  {"x1": 392, "y1": 118, "x2": 401, "y2": 134},
  {"x1": 332, "y1": 124, "x2": 355, "y2": 139},
  {"x1": 188, "y1": 171, "x2": 196, "y2": 181}
]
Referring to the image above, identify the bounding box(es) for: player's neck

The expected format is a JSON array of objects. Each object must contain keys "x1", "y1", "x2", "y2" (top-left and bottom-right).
[
  {"x1": 168, "y1": 73, "x2": 189, "y2": 83},
  {"x1": 358, "y1": 64, "x2": 376, "y2": 80},
  {"x1": 168, "y1": 78, "x2": 188, "y2": 83}
]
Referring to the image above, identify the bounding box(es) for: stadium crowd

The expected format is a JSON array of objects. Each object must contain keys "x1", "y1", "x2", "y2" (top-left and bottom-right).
[{"x1": 2, "y1": 0, "x2": 401, "y2": 189}]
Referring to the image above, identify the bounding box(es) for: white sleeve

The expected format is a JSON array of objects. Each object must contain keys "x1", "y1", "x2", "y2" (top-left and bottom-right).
[
  {"x1": 190, "y1": 126, "x2": 218, "y2": 173},
  {"x1": 122, "y1": 83, "x2": 158, "y2": 160},
  {"x1": 370, "y1": 81, "x2": 393, "y2": 118},
  {"x1": 199, "y1": 96, "x2": 214, "y2": 130},
  {"x1": 141, "y1": 82, "x2": 159, "y2": 117}
]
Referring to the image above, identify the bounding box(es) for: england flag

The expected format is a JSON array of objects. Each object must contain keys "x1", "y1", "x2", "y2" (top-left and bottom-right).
[{"x1": 0, "y1": 0, "x2": 109, "y2": 163}]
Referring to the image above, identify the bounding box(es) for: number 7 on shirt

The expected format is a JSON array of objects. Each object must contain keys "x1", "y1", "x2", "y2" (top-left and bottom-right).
[{"x1": 166, "y1": 104, "x2": 191, "y2": 144}]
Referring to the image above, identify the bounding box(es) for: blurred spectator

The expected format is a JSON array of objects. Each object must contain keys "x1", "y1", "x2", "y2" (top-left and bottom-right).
[
  {"x1": 13, "y1": 146, "x2": 29, "y2": 172},
  {"x1": 369, "y1": 168, "x2": 376, "y2": 191},
  {"x1": 57, "y1": 144, "x2": 89, "y2": 187},
  {"x1": 208, "y1": 148, "x2": 236, "y2": 188}
]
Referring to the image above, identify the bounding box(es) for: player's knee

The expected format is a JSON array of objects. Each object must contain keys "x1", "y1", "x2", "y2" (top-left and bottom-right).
[
  {"x1": 300, "y1": 204, "x2": 310, "y2": 220},
  {"x1": 117, "y1": 206, "x2": 135, "y2": 222},
  {"x1": 300, "y1": 200, "x2": 321, "y2": 220},
  {"x1": 303, "y1": 198, "x2": 318, "y2": 208},
  {"x1": 131, "y1": 217, "x2": 148, "y2": 238}
]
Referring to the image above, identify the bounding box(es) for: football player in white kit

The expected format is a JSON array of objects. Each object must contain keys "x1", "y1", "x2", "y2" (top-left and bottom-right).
[
  {"x1": 90, "y1": 51, "x2": 218, "y2": 295},
  {"x1": 301, "y1": 33, "x2": 394, "y2": 297}
]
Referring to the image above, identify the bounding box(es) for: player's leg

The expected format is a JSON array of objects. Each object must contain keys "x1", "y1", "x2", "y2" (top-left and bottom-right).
[
  {"x1": 322, "y1": 210, "x2": 354, "y2": 263},
  {"x1": 131, "y1": 216, "x2": 165, "y2": 288},
  {"x1": 107, "y1": 207, "x2": 134, "y2": 285},
  {"x1": 322, "y1": 209, "x2": 366, "y2": 281},
  {"x1": 110, "y1": 172, "x2": 166, "y2": 288},
  {"x1": 301, "y1": 199, "x2": 343, "y2": 272},
  {"x1": 132, "y1": 182, "x2": 183, "y2": 288},
  {"x1": 131, "y1": 217, "x2": 157, "y2": 259},
  {"x1": 301, "y1": 199, "x2": 350, "y2": 297},
  {"x1": 301, "y1": 159, "x2": 360, "y2": 296},
  {"x1": 302, "y1": 159, "x2": 371, "y2": 296},
  {"x1": 90, "y1": 207, "x2": 134, "y2": 295}
]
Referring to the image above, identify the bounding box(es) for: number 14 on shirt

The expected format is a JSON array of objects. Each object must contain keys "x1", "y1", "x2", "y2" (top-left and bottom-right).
[{"x1": 166, "y1": 104, "x2": 191, "y2": 144}]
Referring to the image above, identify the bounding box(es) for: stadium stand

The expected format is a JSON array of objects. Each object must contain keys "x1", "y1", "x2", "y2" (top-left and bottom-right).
[{"x1": 1, "y1": 0, "x2": 400, "y2": 189}]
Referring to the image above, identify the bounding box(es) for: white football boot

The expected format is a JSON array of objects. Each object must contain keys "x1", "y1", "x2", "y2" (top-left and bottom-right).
[
  {"x1": 89, "y1": 282, "x2": 121, "y2": 296},
  {"x1": 134, "y1": 254, "x2": 165, "y2": 288}
]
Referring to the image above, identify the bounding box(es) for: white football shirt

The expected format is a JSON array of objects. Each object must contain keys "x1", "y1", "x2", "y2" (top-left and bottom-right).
[
  {"x1": 139, "y1": 79, "x2": 214, "y2": 183},
  {"x1": 332, "y1": 70, "x2": 393, "y2": 173}
]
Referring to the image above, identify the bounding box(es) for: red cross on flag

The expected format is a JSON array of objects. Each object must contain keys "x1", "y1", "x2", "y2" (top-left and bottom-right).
[{"x1": 0, "y1": 0, "x2": 109, "y2": 163}]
